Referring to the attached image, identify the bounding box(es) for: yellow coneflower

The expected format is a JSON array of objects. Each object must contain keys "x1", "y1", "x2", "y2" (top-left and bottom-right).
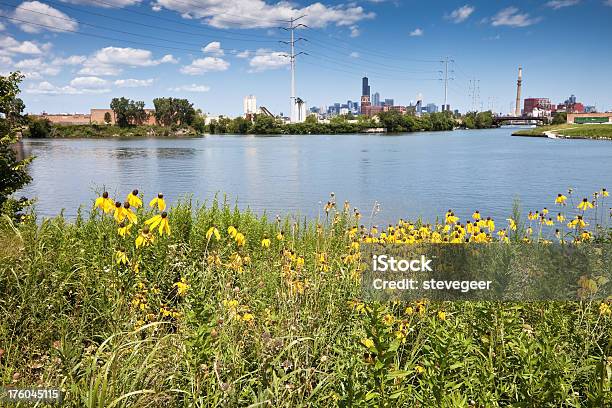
[
  {"x1": 486, "y1": 217, "x2": 495, "y2": 232},
  {"x1": 113, "y1": 201, "x2": 125, "y2": 223},
  {"x1": 144, "y1": 211, "x2": 170, "y2": 236},
  {"x1": 206, "y1": 226, "x2": 221, "y2": 241},
  {"x1": 118, "y1": 221, "x2": 132, "y2": 237},
  {"x1": 361, "y1": 338, "x2": 374, "y2": 349},
  {"x1": 600, "y1": 302, "x2": 611, "y2": 316},
  {"x1": 227, "y1": 225, "x2": 237, "y2": 238},
  {"x1": 437, "y1": 311, "x2": 446, "y2": 321},
  {"x1": 602, "y1": 188, "x2": 609, "y2": 197},
  {"x1": 135, "y1": 226, "x2": 155, "y2": 248},
  {"x1": 122, "y1": 202, "x2": 137, "y2": 224},
  {"x1": 472, "y1": 211, "x2": 481, "y2": 220},
  {"x1": 115, "y1": 249, "x2": 128, "y2": 265},
  {"x1": 173, "y1": 277, "x2": 189, "y2": 296},
  {"x1": 261, "y1": 237, "x2": 271, "y2": 248},
  {"x1": 127, "y1": 189, "x2": 142, "y2": 208},
  {"x1": 276, "y1": 231, "x2": 284, "y2": 241},
  {"x1": 95, "y1": 191, "x2": 114, "y2": 214},
  {"x1": 235, "y1": 232, "x2": 246, "y2": 246},
  {"x1": 241, "y1": 313, "x2": 254, "y2": 322},
  {"x1": 555, "y1": 193, "x2": 567, "y2": 205},
  {"x1": 557, "y1": 213, "x2": 565, "y2": 222},
  {"x1": 415, "y1": 365, "x2": 425, "y2": 374},
  {"x1": 149, "y1": 193, "x2": 166, "y2": 211},
  {"x1": 542, "y1": 208, "x2": 549, "y2": 215},
  {"x1": 506, "y1": 218, "x2": 517, "y2": 231},
  {"x1": 577, "y1": 198, "x2": 594, "y2": 211}
]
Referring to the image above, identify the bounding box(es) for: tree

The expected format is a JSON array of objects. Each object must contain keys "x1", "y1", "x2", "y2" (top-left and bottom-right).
[
  {"x1": 110, "y1": 97, "x2": 130, "y2": 127},
  {"x1": 0, "y1": 72, "x2": 32, "y2": 214},
  {"x1": 251, "y1": 115, "x2": 280, "y2": 134},
  {"x1": 552, "y1": 112, "x2": 567, "y2": 125},
  {"x1": 104, "y1": 111, "x2": 112, "y2": 124},
  {"x1": 128, "y1": 100, "x2": 147, "y2": 125},
  {"x1": 153, "y1": 97, "x2": 196, "y2": 128},
  {"x1": 27, "y1": 116, "x2": 52, "y2": 138}
]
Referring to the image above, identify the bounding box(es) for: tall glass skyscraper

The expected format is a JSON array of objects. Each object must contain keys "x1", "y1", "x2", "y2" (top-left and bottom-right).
[{"x1": 362, "y1": 77, "x2": 370, "y2": 98}]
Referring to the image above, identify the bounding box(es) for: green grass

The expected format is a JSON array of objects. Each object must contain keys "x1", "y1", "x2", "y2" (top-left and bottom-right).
[
  {"x1": 513, "y1": 123, "x2": 612, "y2": 139},
  {"x1": 0, "y1": 196, "x2": 611, "y2": 407},
  {"x1": 49, "y1": 124, "x2": 199, "y2": 138}
]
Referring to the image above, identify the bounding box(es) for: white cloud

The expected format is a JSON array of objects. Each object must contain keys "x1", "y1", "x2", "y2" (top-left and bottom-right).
[
  {"x1": 26, "y1": 79, "x2": 111, "y2": 95},
  {"x1": 0, "y1": 36, "x2": 50, "y2": 56},
  {"x1": 151, "y1": 0, "x2": 374, "y2": 29},
  {"x1": 180, "y1": 57, "x2": 229, "y2": 75},
  {"x1": 114, "y1": 78, "x2": 155, "y2": 87},
  {"x1": 446, "y1": 5, "x2": 475, "y2": 23},
  {"x1": 14, "y1": 57, "x2": 61, "y2": 79},
  {"x1": 491, "y1": 7, "x2": 541, "y2": 27},
  {"x1": 79, "y1": 46, "x2": 176, "y2": 76},
  {"x1": 546, "y1": 0, "x2": 580, "y2": 9},
  {"x1": 349, "y1": 51, "x2": 359, "y2": 58},
  {"x1": 409, "y1": 28, "x2": 424, "y2": 37},
  {"x1": 51, "y1": 55, "x2": 86, "y2": 65},
  {"x1": 59, "y1": 0, "x2": 141, "y2": 7},
  {"x1": 248, "y1": 49, "x2": 289, "y2": 72},
  {"x1": 349, "y1": 25, "x2": 360, "y2": 37},
  {"x1": 202, "y1": 41, "x2": 224, "y2": 56},
  {"x1": 0, "y1": 22, "x2": 5, "y2": 31},
  {"x1": 13, "y1": 1, "x2": 78, "y2": 34},
  {"x1": 168, "y1": 84, "x2": 210, "y2": 92},
  {"x1": 606, "y1": 0, "x2": 612, "y2": 6},
  {"x1": 235, "y1": 50, "x2": 252, "y2": 58}
]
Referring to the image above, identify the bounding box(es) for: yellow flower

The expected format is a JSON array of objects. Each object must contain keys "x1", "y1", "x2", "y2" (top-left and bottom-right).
[
  {"x1": 149, "y1": 193, "x2": 166, "y2": 211},
  {"x1": 382, "y1": 313, "x2": 395, "y2": 326},
  {"x1": 405, "y1": 306, "x2": 414, "y2": 315},
  {"x1": 437, "y1": 311, "x2": 446, "y2": 321},
  {"x1": 145, "y1": 212, "x2": 170, "y2": 236},
  {"x1": 113, "y1": 201, "x2": 125, "y2": 223},
  {"x1": 557, "y1": 213, "x2": 565, "y2": 222},
  {"x1": 135, "y1": 226, "x2": 155, "y2": 248},
  {"x1": 542, "y1": 208, "x2": 549, "y2": 215},
  {"x1": 173, "y1": 278, "x2": 189, "y2": 296},
  {"x1": 127, "y1": 189, "x2": 142, "y2": 208},
  {"x1": 506, "y1": 218, "x2": 517, "y2": 231},
  {"x1": 94, "y1": 192, "x2": 114, "y2": 214},
  {"x1": 206, "y1": 226, "x2": 221, "y2": 241},
  {"x1": 122, "y1": 202, "x2": 137, "y2": 224},
  {"x1": 577, "y1": 198, "x2": 594, "y2": 211},
  {"x1": 360, "y1": 338, "x2": 374, "y2": 349},
  {"x1": 602, "y1": 188, "x2": 609, "y2": 197},
  {"x1": 276, "y1": 231, "x2": 284, "y2": 241},
  {"x1": 118, "y1": 221, "x2": 132, "y2": 237},
  {"x1": 223, "y1": 299, "x2": 239, "y2": 309},
  {"x1": 415, "y1": 365, "x2": 425, "y2": 374},
  {"x1": 115, "y1": 249, "x2": 128, "y2": 265},
  {"x1": 600, "y1": 303, "x2": 611, "y2": 316},
  {"x1": 472, "y1": 211, "x2": 481, "y2": 220},
  {"x1": 235, "y1": 232, "x2": 245, "y2": 246},
  {"x1": 261, "y1": 237, "x2": 271, "y2": 248},
  {"x1": 241, "y1": 313, "x2": 254, "y2": 322},
  {"x1": 227, "y1": 225, "x2": 237, "y2": 238},
  {"x1": 555, "y1": 193, "x2": 567, "y2": 205}
]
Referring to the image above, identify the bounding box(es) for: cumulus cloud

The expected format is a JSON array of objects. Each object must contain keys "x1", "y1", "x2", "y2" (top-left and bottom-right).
[
  {"x1": 59, "y1": 0, "x2": 141, "y2": 7},
  {"x1": 51, "y1": 55, "x2": 86, "y2": 65},
  {"x1": 180, "y1": 57, "x2": 229, "y2": 75},
  {"x1": 79, "y1": 46, "x2": 176, "y2": 75},
  {"x1": 0, "y1": 22, "x2": 5, "y2": 31},
  {"x1": 13, "y1": 1, "x2": 78, "y2": 33},
  {"x1": 0, "y1": 36, "x2": 50, "y2": 56},
  {"x1": 202, "y1": 41, "x2": 224, "y2": 56},
  {"x1": 546, "y1": 0, "x2": 580, "y2": 9},
  {"x1": 14, "y1": 57, "x2": 61, "y2": 79},
  {"x1": 70, "y1": 76, "x2": 108, "y2": 88},
  {"x1": 247, "y1": 49, "x2": 289, "y2": 72},
  {"x1": 151, "y1": 0, "x2": 374, "y2": 29},
  {"x1": 26, "y1": 78, "x2": 111, "y2": 95},
  {"x1": 168, "y1": 84, "x2": 211, "y2": 92},
  {"x1": 114, "y1": 78, "x2": 155, "y2": 87},
  {"x1": 349, "y1": 51, "x2": 359, "y2": 58},
  {"x1": 491, "y1": 7, "x2": 541, "y2": 27},
  {"x1": 409, "y1": 28, "x2": 424, "y2": 37},
  {"x1": 349, "y1": 25, "x2": 360, "y2": 37},
  {"x1": 446, "y1": 5, "x2": 475, "y2": 23}
]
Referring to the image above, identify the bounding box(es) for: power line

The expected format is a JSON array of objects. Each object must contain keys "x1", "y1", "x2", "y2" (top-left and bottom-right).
[{"x1": 279, "y1": 15, "x2": 307, "y2": 122}]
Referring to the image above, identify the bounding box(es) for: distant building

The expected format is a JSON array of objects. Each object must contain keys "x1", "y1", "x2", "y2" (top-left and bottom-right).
[
  {"x1": 38, "y1": 113, "x2": 91, "y2": 125},
  {"x1": 295, "y1": 97, "x2": 307, "y2": 123},
  {"x1": 425, "y1": 103, "x2": 438, "y2": 113},
  {"x1": 90, "y1": 108, "x2": 156, "y2": 125},
  {"x1": 567, "y1": 112, "x2": 612, "y2": 124},
  {"x1": 360, "y1": 95, "x2": 371, "y2": 115},
  {"x1": 243, "y1": 95, "x2": 257, "y2": 116},
  {"x1": 584, "y1": 105, "x2": 597, "y2": 113},
  {"x1": 372, "y1": 92, "x2": 380, "y2": 107},
  {"x1": 524, "y1": 98, "x2": 552, "y2": 117},
  {"x1": 362, "y1": 77, "x2": 370, "y2": 98},
  {"x1": 383, "y1": 98, "x2": 394, "y2": 107}
]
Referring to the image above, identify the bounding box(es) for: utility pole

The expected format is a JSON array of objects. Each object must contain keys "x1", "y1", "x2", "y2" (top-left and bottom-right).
[
  {"x1": 439, "y1": 56, "x2": 454, "y2": 111},
  {"x1": 280, "y1": 16, "x2": 307, "y2": 123}
]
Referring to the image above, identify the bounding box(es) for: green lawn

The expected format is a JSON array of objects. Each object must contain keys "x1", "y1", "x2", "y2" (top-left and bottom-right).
[{"x1": 513, "y1": 123, "x2": 612, "y2": 139}]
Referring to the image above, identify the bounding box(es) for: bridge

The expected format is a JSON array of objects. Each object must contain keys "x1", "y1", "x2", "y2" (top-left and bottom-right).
[{"x1": 493, "y1": 116, "x2": 549, "y2": 125}]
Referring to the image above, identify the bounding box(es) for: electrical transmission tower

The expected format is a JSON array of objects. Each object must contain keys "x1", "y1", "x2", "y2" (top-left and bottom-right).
[
  {"x1": 439, "y1": 56, "x2": 454, "y2": 111},
  {"x1": 279, "y1": 16, "x2": 308, "y2": 123}
]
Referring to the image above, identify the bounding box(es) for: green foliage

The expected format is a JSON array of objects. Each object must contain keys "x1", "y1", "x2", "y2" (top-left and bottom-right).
[
  {"x1": 103, "y1": 111, "x2": 112, "y2": 124},
  {"x1": 153, "y1": 97, "x2": 196, "y2": 128},
  {"x1": 462, "y1": 111, "x2": 495, "y2": 129},
  {"x1": 0, "y1": 72, "x2": 32, "y2": 214},
  {"x1": 110, "y1": 97, "x2": 148, "y2": 127},
  {"x1": 552, "y1": 112, "x2": 567, "y2": 125},
  {"x1": 27, "y1": 116, "x2": 52, "y2": 138},
  {"x1": 251, "y1": 115, "x2": 282, "y2": 134}
]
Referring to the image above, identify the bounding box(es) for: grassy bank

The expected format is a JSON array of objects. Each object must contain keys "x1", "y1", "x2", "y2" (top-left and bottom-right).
[
  {"x1": 49, "y1": 124, "x2": 200, "y2": 138},
  {"x1": 1, "y1": 191, "x2": 611, "y2": 407},
  {"x1": 513, "y1": 123, "x2": 612, "y2": 139}
]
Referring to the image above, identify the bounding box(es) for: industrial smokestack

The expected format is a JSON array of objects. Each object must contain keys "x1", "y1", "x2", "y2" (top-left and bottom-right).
[{"x1": 515, "y1": 67, "x2": 522, "y2": 117}]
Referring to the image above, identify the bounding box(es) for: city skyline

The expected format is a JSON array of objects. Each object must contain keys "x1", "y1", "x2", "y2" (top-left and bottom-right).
[{"x1": 1, "y1": 0, "x2": 612, "y2": 116}]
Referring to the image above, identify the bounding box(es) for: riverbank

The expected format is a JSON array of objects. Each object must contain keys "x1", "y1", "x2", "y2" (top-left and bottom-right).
[
  {"x1": 1, "y1": 192, "x2": 611, "y2": 406},
  {"x1": 512, "y1": 124, "x2": 612, "y2": 140},
  {"x1": 47, "y1": 124, "x2": 201, "y2": 138}
]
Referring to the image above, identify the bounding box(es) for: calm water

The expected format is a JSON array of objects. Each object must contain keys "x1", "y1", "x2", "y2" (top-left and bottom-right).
[{"x1": 17, "y1": 128, "x2": 612, "y2": 224}]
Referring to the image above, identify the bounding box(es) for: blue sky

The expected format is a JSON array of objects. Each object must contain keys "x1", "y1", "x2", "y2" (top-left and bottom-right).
[{"x1": 1, "y1": 0, "x2": 611, "y2": 116}]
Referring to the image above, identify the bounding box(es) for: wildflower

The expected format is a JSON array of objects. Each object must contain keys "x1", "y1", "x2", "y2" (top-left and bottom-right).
[
  {"x1": 206, "y1": 226, "x2": 221, "y2": 241},
  {"x1": 602, "y1": 188, "x2": 609, "y2": 197},
  {"x1": 445, "y1": 211, "x2": 459, "y2": 225},
  {"x1": 95, "y1": 192, "x2": 114, "y2": 213},
  {"x1": 227, "y1": 225, "x2": 238, "y2": 238},
  {"x1": 545, "y1": 218, "x2": 554, "y2": 226},
  {"x1": 223, "y1": 299, "x2": 239, "y2": 309},
  {"x1": 135, "y1": 226, "x2": 155, "y2": 248},
  {"x1": 600, "y1": 303, "x2": 611, "y2": 316},
  {"x1": 405, "y1": 306, "x2": 414, "y2": 315},
  {"x1": 149, "y1": 193, "x2": 166, "y2": 211},
  {"x1": 113, "y1": 201, "x2": 125, "y2": 223},
  {"x1": 438, "y1": 311, "x2": 446, "y2": 321},
  {"x1": 360, "y1": 338, "x2": 374, "y2": 349},
  {"x1": 276, "y1": 231, "x2": 284, "y2": 241},
  {"x1": 568, "y1": 215, "x2": 587, "y2": 229},
  {"x1": 557, "y1": 213, "x2": 565, "y2": 222},
  {"x1": 415, "y1": 365, "x2": 425, "y2": 374},
  {"x1": 145, "y1": 212, "x2": 171, "y2": 236},
  {"x1": 555, "y1": 193, "x2": 567, "y2": 205},
  {"x1": 115, "y1": 249, "x2": 128, "y2": 265},
  {"x1": 486, "y1": 217, "x2": 495, "y2": 232},
  {"x1": 173, "y1": 277, "x2": 189, "y2": 296},
  {"x1": 577, "y1": 198, "x2": 594, "y2": 211},
  {"x1": 122, "y1": 202, "x2": 137, "y2": 224},
  {"x1": 472, "y1": 211, "x2": 481, "y2": 220},
  {"x1": 542, "y1": 208, "x2": 549, "y2": 215},
  {"x1": 127, "y1": 189, "x2": 142, "y2": 208},
  {"x1": 241, "y1": 313, "x2": 255, "y2": 322},
  {"x1": 507, "y1": 218, "x2": 517, "y2": 231},
  {"x1": 235, "y1": 232, "x2": 246, "y2": 246},
  {"x1": 261, "y1": 237, "x2": 271, "y2": 248},
  {"x1": 383, "y1": 314, "x2": 395, "y2": 326},
  {"x1": 117, "y1": 221, "x2": 132, "y2": 237}
]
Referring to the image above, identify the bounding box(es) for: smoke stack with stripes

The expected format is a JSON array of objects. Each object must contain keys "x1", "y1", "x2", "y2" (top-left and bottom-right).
[{"x1": 515, "y1": 67, "x2": 522, "y2": 117}]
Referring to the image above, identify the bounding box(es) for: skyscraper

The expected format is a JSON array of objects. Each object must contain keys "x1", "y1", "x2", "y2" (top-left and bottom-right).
[
  {"x1": 362, "y1": 76, "x2": 370, "y2": 98},
  {"x1": 372, "y1": 92, "x2": 380, "y2": 107},
  {"x1": 243, "y1": 95, "x2": 257, "y2": 116}
]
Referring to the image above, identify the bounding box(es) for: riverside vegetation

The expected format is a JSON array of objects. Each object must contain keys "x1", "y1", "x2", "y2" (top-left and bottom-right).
[{"x1": 0, "y1": 188, "x2": 611, "y2": 407}]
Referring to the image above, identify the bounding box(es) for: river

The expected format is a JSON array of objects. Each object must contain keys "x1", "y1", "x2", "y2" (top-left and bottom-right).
[{"x1": 16, "y1": 128, "x2": 612, "y2": 224}]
